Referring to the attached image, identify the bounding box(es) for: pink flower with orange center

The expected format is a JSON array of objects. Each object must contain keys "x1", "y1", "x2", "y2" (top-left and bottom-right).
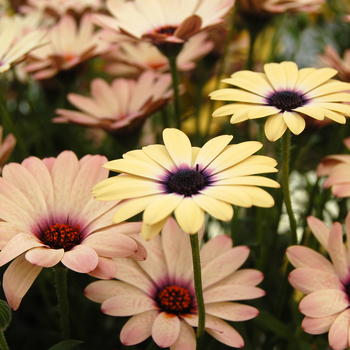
[
  {"x1": 0, "y1": 151, "x2": 146, "y2": 310},
  {"x1": 287, "y1": 213, "x2": 350, "y2": 350},
  {"x1": 85, "y1": 217, "x2": 265, "y2": 349}
]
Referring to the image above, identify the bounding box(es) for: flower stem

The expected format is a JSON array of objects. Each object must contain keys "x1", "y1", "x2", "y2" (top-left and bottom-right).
[
  {"x1": 167, "y1": 55, "x2": 181, "y2": 129},
  {"x1": 282, "y1": 130, "x2": 298, "y2": 245},
  {"x1": 0, "y1": 332, "x2": 9, "y2": 350},
  {"x1": 189, "y1": 233, "x2": 205, "y2": 341},
  {"x1": 53, "y1": 266, "x2": 71, "y2": 340}
]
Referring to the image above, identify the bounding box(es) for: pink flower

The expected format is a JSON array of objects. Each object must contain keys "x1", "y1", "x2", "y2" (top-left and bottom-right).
[
  {"x1": 287, "y1": 213, "x2": 350, "y2": 350},
  {"x1": 85, "y1": 217, "x2": 264, "y2": 349},
  {"x1": 0, "y1": 151, "x2": 146, "y2": 310},
  {"x1": 317, "y1": 137, "x2": 350, "y2": 197}
]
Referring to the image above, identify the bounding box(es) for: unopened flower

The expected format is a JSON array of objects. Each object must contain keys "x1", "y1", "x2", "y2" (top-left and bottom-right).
[
  {"x1": 55, "y1": 70, "x2": 173, "y2": 134},
  {"x1": 94, "y1": 0, "x2": 235, "y2": 46},
  {"x1": 25, "y1": 13, "x2": 110, "y2": 79},
  {"x1": 287, "y1": 212, "x2": 350, "y2": 350},
  {"x1": 0, "y1": 151, "x2": 146, "y2": 310},
  {"x1": 92, "y1": 128, "x2": 279, "y2": 239},
  {"x1": 210, "y1": 61, "x2": 350, "y2": 141},
  {"x1": 85, "y1": 217, "x2": 264, "y2": 349}
]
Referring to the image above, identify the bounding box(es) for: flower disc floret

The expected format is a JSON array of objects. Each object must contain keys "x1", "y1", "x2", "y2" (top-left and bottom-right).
[
  {"x1": 41, "y1": 223, "x2": 81, "y2": 251},
  {"x1": 268, "y1": 91, "x2": 305, "y2": 111},
  {"x1": 157, "y1": 285, "x2": 192, "y2": 314}
]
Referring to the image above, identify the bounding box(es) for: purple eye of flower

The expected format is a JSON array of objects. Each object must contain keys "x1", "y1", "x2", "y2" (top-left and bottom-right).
[
  {"x1": 157, "y1": 285, "x2": 192, "y2": 314},
  {"x1": 41, "y1": 223, "x2": 81, "y2": 251},
  {"x1": 166, "y1": 166, "x2": 209, "y2": 196},
  {"x1": 153, "y1": 25, "x2": 178, "y2": 36},
  {"x1": 268, "y1": 91, "x2": 305, "y2": 112}
]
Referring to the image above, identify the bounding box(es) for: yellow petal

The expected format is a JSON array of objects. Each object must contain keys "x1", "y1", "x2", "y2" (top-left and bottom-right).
[
  {"x1": 293, "y1": 105, "x2": 324, "y2": 120},
  {"x1": 283, "y1": 111, "x2": 306, "y2": 135},
  {"x1": 142, "y1": 144, "x2": 175, "y2": 171},
  {"x1": 306, "y1": 81, "x2": 350, "y2": 99},
  {"x1": 192, "y1": 194, "x2": 233, "y2": 221},
  {"x1": 248, "y1": 105, "x2": 280, "y2": 119},
  {"x1": 323, "y1": 109, "x2": 346, "y2": 124},
  {"x1": 264, "y1": 62, "x2": 287, "y2": 90},
  {"x1": 217, "y1": 176, "x2": 280, "y2": 188},
  {"x1": 316, "y1": 103, "x2": 350, "y2": 116},
  {"x1": 294, "y1": 67, "x2": 316, "y2": 90},
  {"x1": 281, "y1": 61, "x2": 299, "y2": 90},
  {"x1": 142, "y1": 217, "x2": 169, "y2": 240},
  {"x1": 201, "y1": 186, "x2": 252, "y2": 207},
  {"x1": 210, "y1": 89, "x2": 266, "y2": 104},
  {"x1": 174, "y1": 197, "x2": 205, "y2": 233},
  {"x1": 242, "y1": 187, "x2": 275, "y2": 207},
  {"x1": 265, "y1": 114, "x2": 287, "y2": 141},
  {"x1": 312, "y1": 92, "x2": 350, "y2": 103},
  {"x1": 298, "y1": 68, "x2": 337, "y2": 94}
]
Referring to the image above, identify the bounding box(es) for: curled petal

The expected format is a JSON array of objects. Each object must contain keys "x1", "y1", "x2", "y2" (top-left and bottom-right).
[{"x1": 61, "y1": 244, "x2": 99, "y2": 273}]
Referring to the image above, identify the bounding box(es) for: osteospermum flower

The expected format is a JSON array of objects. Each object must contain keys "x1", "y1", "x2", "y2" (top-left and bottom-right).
[
  {"x1": 92, "y1": 128, "x2": 279, "y2": 239},
  {"x1": 0, "y1": 151, "x2": 146, "y2": 310},
  {"x1": 316, "y1": 137, "x2": 350, "y2": 197},
  {"x1": 85, "y1": 217, "x2": 265, "y2": 349},
  {"x1": 93, "y1": 0, "x2": 234, "y2": 45},
  {"x1": 210, "y1": 61, "x2": 350, "y2": 141},
  {"x1": 25, "y1": 13, "x2": 110, "y2": 80},
  {"x1": 54, "y1": 70, "x2": 173, "y2": 134},
  {"x1": 287, "y1": 212, "x2": 350, "y2": 350}
]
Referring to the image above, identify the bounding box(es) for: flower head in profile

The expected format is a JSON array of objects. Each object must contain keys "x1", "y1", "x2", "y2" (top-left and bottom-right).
[
  {"x1": 92, "y1": 128, "x2": 279, "y2": 240},
  {"x1": 210, "y1": 61, "x2": 350, "y2": 141},
  {"x1": 287, "y1": 212, "x2": 350, "y2": 350},
  {"x1": 94, "y1": 0, "x2": 234, "y2": 46},
  {"x1": 0, "y1": 126, "x2": 16, "y2": 172},
  {"x1": 316, "y1": 137, "x2": 350, "y2": 198},
  {"x1": 25, "y1": 13, "x2": 110, "y2": 80},
  {"x1": 55, "y1": 71, "x2": 173, "y2": 134},
  {"x1": 85, "y1": 217, "x2": 265, "y2": 349},
  {"x1": 0, "y1": 151, "x2": 146, "y2": 310}
]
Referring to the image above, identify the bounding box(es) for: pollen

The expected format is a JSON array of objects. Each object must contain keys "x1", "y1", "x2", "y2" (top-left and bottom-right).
[
  {"x1": 41, "y1": 223, "x2": 81, "y2": 251},
  {"x1": 157, "y1": 285, "x2": 192, "y2": 314}
]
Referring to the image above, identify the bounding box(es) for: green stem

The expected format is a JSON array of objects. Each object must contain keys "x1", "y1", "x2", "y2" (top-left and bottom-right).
[
  {"x1": 0, "y1": 331, "x2": 9, "y2": 350},
  {"x1": 53, "y1": 266, "x2": 71, "y2": 340},
  {"x1": 168, "y1": 55, "x2": 181, "y2": 129},
  {"x1": 189, "y1": 233, "x2": 205, "y2": 342},
  {"x1": 282, "y1": 131, "x2": 298, "y2": 245}
]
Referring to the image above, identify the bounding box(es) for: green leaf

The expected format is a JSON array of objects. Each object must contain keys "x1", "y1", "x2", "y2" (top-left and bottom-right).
[{"x1": 47, "y1": 340, "x2": 83, "y2": 350}]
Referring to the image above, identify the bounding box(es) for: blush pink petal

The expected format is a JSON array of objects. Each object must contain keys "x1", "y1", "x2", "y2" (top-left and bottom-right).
[
  {"x1": 82, "y1": 231, "x2": 138, "y2": 258},
  {"x1": 299, "y1": 290, "x2": 349, "y2": 318},
  {"x1": 3, "y1": 254, "x2": 43, "y2": 310},
  {"x1": 88, "y1": 257, "x2": 118, "y2": 279},
  {"x1": 101, "y1": 293, "x2": 157, "y2": 316},
  {"x1": 205, "y1": 314, "x2": 244, "y2": 348},
  {"x1": 152, "y1": 312, "x2": 181, "y2": 348},
  {"x1": 204, "y1": 285, "x2": 265, "y2": 303},
  {"x1": 200, "y1": 235, "x2": 233, "y2": 268},
  {"x1": 328, "y1": 309, "x2": 350, "y2": 350},
  {"x1": 0, "y1": 233, "x2": 43, "y2": 266},
  {"x1": 25, "y1": 247, "x2": 64, "y2": 267},
  {"x1": 302, "y1": 315, "x2": 337, "y2": 335},
  {"x1": 127, "y1": 238, "x2": 148, "y2": 261},
  {"x1": 289, "y1": 268, "x2": 344, "y2": 294},
  {"x1": 210, "y1": 269, "x2": 264, "y2": 288},
  {"x1": 205, "y1": 302, "x2": 259, "y2": 322},
  {"x1": 286, "y1": 246, "x2": 336, "y2": 274},
  {"x1": 202, "y1": 246, "x2": 250, "y2": 289},
  {"x1": 174, "y1": 230, "x2": 193, "y2": 285},
  {"x1": 332, "y1": 183, "x2": 350, "y2": 197},
  {"x1": 307, "y1": 216, "x2": 330, "y2": 250},
  {"x1": 170, "y1": 319, "x2": 196, "y2": 350},
  {"x1": 120, "y1": 310, "x2": 159, "y2": 346},
  {"x1": 61, "y1": 244, "x2": 99, "y2": 273},
  {"x1": 0, "y1": 223, "x2": 23, "y2": 249}
]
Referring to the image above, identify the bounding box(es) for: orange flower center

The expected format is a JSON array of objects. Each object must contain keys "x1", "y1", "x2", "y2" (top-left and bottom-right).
[
  {"x1": 157, "y1": 285, "x2": 192, "y2": 314},
  {"x1": 153, "y1": 25, "x2": 178, "y2": 36},
  {"x1": 41, "y1": 223, "x2": 81, "y2": 251},
  {"x1": 268, "y1": 91, "x2": 305, "y2": 111}
]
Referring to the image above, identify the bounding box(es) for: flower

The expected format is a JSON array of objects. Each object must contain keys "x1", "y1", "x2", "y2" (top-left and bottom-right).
[
  {"x1": 25, "y1": 13, "x2": 110, "y2": 80},
  {"x1": 0, "y1": 14, "x2": 46, "y2": 73},
  {"x1": 316, "y1": 137, "x2": 350, "y2": 198},
  {"x1": 103, "y1": 32, "x2": 214, "y2": 75},
  {"x1": 54, "y1": 70, "x2": 173, "y2": 134},
  {"x1": 0, "y1": 126, "x2": 16, "y2": 172},
  {"x1": 92, "y1": 128, "x2": 279, "y2": 240},
  {"x1": 85, "y1": 217, "x2": 265, "y2": 349},
  {"x1": 93, "y1": 0, "x2": 235, "y2": 45},
  {"x1": 210, "y1": 61, "x2": 350, "y2": 141},
  {"x1": 287, "y1": 212, "x2": 350, "y2": 350},
  {"x1": 0, "y1": 151, "x2": 146, "y2": 310}
]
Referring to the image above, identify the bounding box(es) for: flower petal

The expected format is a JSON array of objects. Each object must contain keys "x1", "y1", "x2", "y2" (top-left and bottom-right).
[
  {"x1": 170, "y1": 319, "x2": 196, "y2": 350},
  {"x1": 265, "y1": 113, "x2": 287, "y2": 141},
  {"x1": 205, "y1": 302, "x2": 259, "y2": 322},
  {"x1": 329, "y1": 309, "x2": 350, "y2": 350},
  {"x1": 25, "y1": 247, "x2": 64, "y2": 268},
  {"x1": 61, "y1": 244, "x2": 99, "y2": 273},
  {"x1": 88, "y1": 257, "x2": 118, "y2": 279},
  {"x1": 152, "y1": 312, "x2": 181, "y2": 348},
  {"x1": 142, "y1": 216, "x2": 169, "y2": 240},
  {"x1": 200, "y1": 235, "x2": 233, "y2": 268},
  {"x1": 283, "y1": 111, "x2": 305, "y2": 135},
  {"x1": 264, "y1": 62, "x2": 287, "y2": 90},
  {"x1": 307, "y1": 216, "x2": 330, "y2": 250},
  {"x1": 204, "y1": 285, "x2": 265, "y2": 303},
  {"x1": 302, "y1": 314, "x2": 336, "y2": 335}
]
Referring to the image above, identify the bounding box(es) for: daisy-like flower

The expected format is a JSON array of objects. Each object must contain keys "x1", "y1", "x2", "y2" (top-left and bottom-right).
[
  {"x1": 54, "y1": 70, "x2": 173, "y2": 134},
  {"x1": 0, "y1": 126, "x2": 16, "y2": 172},
  {"x1": 0, "y1": 14, "x2": 46, "y2": 73},
  {"x1": 316, "y1": 137, "x2": 350, "y2": 198},
  {"x1": 92, "y1": 128, "x2": 279, "y2": 240},
  {"x1": 0, "y1": 151, "x2": 146, "y2": 310},
  {"x1": 93, "y1": 0, "x2": 235, "y2": 46},
  {"x1": 104, "y1": 32, "x2": 214, "y2": 75},
  {"x1": 25, "y1": 13, "x2": 110, "y2": 80},
  {"x1": 287, "y1": 212, "x2": 350, "y2": 350},
  {"x1": 85, "y1": 217, "x2": 265, "y2": 349},
  {"x1": 210, "y1": 61, "x2": 350, "y2": 141}
]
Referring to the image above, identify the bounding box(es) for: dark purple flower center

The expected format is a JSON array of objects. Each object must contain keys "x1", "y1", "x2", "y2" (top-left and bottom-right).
[
  {"x1": 166, "y1": 166, "x2": 209, "y2": 196},
  {"x1": 41, "y1": 223, "x2": 81, "y2": 251},
  {"x1": 154, "y1": 25, "x2": 177, "y2": 36},
  {"x1": 268, "y1": 91, "x2": 305, "y2": 111},
  {"x1": 157, "y1": 285, "x2": 192, "y2": 314}
]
